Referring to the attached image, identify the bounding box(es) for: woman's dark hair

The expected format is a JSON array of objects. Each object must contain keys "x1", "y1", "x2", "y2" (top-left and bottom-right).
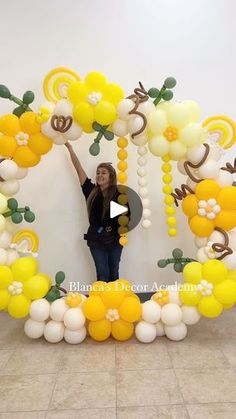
[{"x1": 87, "y1": 163, "x2": 117, "y2": 219}]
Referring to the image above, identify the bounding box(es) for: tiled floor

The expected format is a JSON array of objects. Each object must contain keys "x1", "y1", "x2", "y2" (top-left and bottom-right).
[{"x1": 0, "y1": 310, "x2": 236, "y2": 418}]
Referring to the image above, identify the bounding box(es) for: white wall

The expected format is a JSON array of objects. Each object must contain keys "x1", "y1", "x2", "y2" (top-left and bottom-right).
[{"x1": 0, "y1": 0, "x2": 235, "y2": 289}]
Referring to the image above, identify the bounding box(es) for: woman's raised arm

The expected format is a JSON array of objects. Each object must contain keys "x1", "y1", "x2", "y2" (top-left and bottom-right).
[{"x1": 65, "y1": 143, "x2": 87, "y2": 186}]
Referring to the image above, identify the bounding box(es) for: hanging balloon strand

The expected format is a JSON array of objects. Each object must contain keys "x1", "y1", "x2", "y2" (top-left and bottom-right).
[
  {"x1": 162, "y1": 155, "x2": 177, "y2": 236},
  {"x1": 117, "y1": 137, "x2": 129, "y2": 246}
]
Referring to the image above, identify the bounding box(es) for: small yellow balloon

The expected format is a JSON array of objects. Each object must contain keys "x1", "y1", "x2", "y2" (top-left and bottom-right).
[
  {"x1": 117, "y1": 172, "x2": 127, "y2": 184},
  {"x1": 117, "y1": 149, "x2": 128, "y2": 161},
  {"x1": 167, "y1": 216, "x2": 176, "y2": 227},
  {"x1": 118, "y1": 297, "x2": 141, "y2": 322},
  {"x1": 111, "y1": 319, "x2": 134, "y2": 341},
  {"x1": 0, "y1": 266, "x2": 13, "y2": 289},
  {"x1": 163, "y1": 185, "x2": 173, "y2": 194},
  {"x1": 162, "y1": 174, "x2": 172, "y2": 184},
  {"x1": 11, "y1": 257, "x2": 38, "y2": 283},
  {"x1": 198, "y1": 295, "x2": 223, "y2": 318},
  {"x1": 213, "y1": 279, "x2": 236, "y2": 305},
  {"x1": 119, "y1": 236, "x2": 128, "y2": 246},
  {"x1": 179, "y1": 283, "x2": 201, "y2": 305},
  {"x1": 7, "y1": 294, "x2": 31, "y2": 318},
  {"x1": 168, "y1": 228, "x2": 177, "y2": 237},
  {"x1": 117, "y1": 161, "x2": 128, "y2": 171},
  {"x1": 165, "y1": 206, "x2": 176, "y2": 215},
  {"x1": 118, "y1": 215, "x2": 129, "y2": 226},
  {"x1": 83, "y1": 295, "x2": 106, "y2": 321},
  {"x1": 0, "y1": 289, "x2": 10, "y2": 309},
  {"x1": 117, "y1": 137, "x2": 128, "y2": 148},
  {"x1": 88, "y1": 319, "x2": 111, "y2": 341},
  {"x1": 23, "y1": 275, "x2": 49, "y2": 300},
  {"x1": 164, "y1": 195, "x2": 175, "y2": 205}
]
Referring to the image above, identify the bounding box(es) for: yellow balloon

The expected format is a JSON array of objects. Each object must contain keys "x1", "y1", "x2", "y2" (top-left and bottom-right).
[
  {"x1": 0, "y1": 193, "x2": 8, "y2": 213},
  {"x1": 117, "y1": 137, "x2": 128, "y2": 148},
  {"x1": 117, "y1": 172, "x2": 127, "y2": 184},
  {"x1": 20, "y1": 112, "x2": 40, "y2": 135},
  {"x1": 213, "y1": 279, "x2": 236, "y2": 305},
  {"x1": 89, "y1": 281, "x2": 107, "y2": 296},
  {"x1": 183, "y1": 262, "x2": 202, "y2": 285},
  {"x1": 11, "y1": 257, "x2": 38, "y2": 283},
  {"x1": 117, "y1": 161, "x2": 128, "y2": 171},
  {"x1": 67, "y1": 81, "x2": 88, "y2": 104},
  {"x1": 202, "y1": 260, "x2": 228, "y2": 285},
  {"x1": 118, "y1": 215, "x2": 129, "y2": 226},
  {"x1": 182, "y1": 195, "x2": 198, "y2": 217},
  {"x1": 195, "y1": 179, "x2": 220, "y2": 201},
  {"x1": 103, "y1": 83, "x2": 124, "y2": 106},
  {"x1": 8, "y1": 294, "x2": 31, "y2": 318},
  {"x1": 0, "y1": 135, "x2": 17, "y2": 157},
  {"x1": 100, "y1": 282, "x2": 126, "y2": 308},
  {"x1": 28, "y1": 133, "x2": 53, "y2": 156},
  {"x1": 117, "y1": 149, "x2": 128, "y2": 161},
  {"x1": 118, "y1": 297, "x2": 142, "y2": 322},
  {"x1": 189, "y1": 215, "x2": 214, "y2": 237},
  {"x1": 13, "y1": 146, "x2": 40, "y2": 168},
  {"x1": 111, "y1": 319, "x2": 134, "y2": 341},
  {"x1": 198, "y1": 295, "x2": 223, "y2": 318},
  {"x1": 0, "y1": 114, "x2": 20, "y2": 136},
  {"x1": 73, "y1": 102, "x2": 94, "y2": 126},
  {"x1": 23, "y1": 275, "x2": 49, "y2": 300},
  {"x1": 179, "y1": 283, "x2": 201, "y2": 305},
  {"x1": 88, "y1": 319, "x2": 111, "y2": 341},
  {"x1": 38, "y1": 273, "x2": 52, "y2": 289},
  {"x1": 115, "y1": 278, "x2": 133, "y2": 294},
  {"x1": 0, "y1": 289, "x2": 10, "y2": 309},
  {"x1": 117, "y1": 194, "x2": 128, "y2": 205},
  {"x1": 227, "y1": 270, "x2": 236, "y2": 281},
  {"x1": 119, "y1": 236, "x2": 128, "y2": 246},
  {"x1": 85, "y1": 72, "x2": 107, "y2": 90},
  {"x1": 0, "y1": 266, "x2": 13, "y2": 289},
  {"x1": 81, "y1": 123, "x2": 94, "y2": 133},
  {"x1": 94, "y1": 101, "x2": 116, "y2": 125},
  {"x1": 82, "y1": 295, "x2": 106, "y2": 321}
]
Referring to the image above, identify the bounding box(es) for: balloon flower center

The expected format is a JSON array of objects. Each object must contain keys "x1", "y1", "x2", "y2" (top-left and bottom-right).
[
  {"x1": 8, "y1": 281, "x2": 23, "y2": 295},
  {"x1": 197, "y1": 199, "x2": 221, "y2": 220},
  {"x1": 163, "y1": 126, "x2": 178, "y2": 142},
  {"x1": 15, "y1": 131, "x2": 29, "y2": 146},
  {"x1": 205, "y1": 241, "x2": 217, "y2": 259},
  {"x1": 152, "y1": 290, "x2": 169, "y2": 306},
  {"x1": 197, "y1": 279, "x2": 213, "y2": 296},
  {"x1": 65, "y1": 292, "x2": 82, "y2": 307},
  {"x1": 87, "y1": 91, "x2": 102, "y2": 105},
  {"x1": 106, "y1": 308, "x2": 120, "y2": 322}
]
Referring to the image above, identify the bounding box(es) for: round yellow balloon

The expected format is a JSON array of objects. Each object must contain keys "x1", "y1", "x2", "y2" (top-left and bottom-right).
[
  {"x1": 100, "y1": 282, "x2": 126, "y2": 308},
  {"x1": 202, "y1": 260, "x2": 228, "y2": 285},
  {"x1": 89, "y1": 281, "x2": 107, "y2": 296},
  {"x1": 179, "y1": 283, "x2": 201, "y2": 305},
  {"x1": 0, "y1": 266, "x2": 13, "y2": 289},
  {"x1": 198, "y1": 295, "x2": 223, "y2": 318},
  {"x1": 23, "y1": 275, "x2": 49, "y2": 300},
  {"x1": 183, "y1": 262, "x2": 202, "y2": 285},
  {"x1": 83, "y1": 296, "x2": 106, "y2": 321},
  {"x1": 0, "y1": 289, "x2": 10, "y2": 309},
  {"x1": 111, "y1": 319, "x2": 134, "y2": 341},
  {"x1": 94, "y1": 101, "x2": 116, "y2": 125},
  {"x1": 213, "y1": 279, "x2": 236, "y2": 305},
  {"x1": 88, "y1": 319, "x2": 111, "y2": 341},
  {"x1": 7, "y1": 294, "x2": 31, "y2": 318},
  {"x1": 118, "y1": 297, "x2": 142, "y2": 322},
  {"x1": 11, "y1": 257, "x2": 38, "y2": 283}
]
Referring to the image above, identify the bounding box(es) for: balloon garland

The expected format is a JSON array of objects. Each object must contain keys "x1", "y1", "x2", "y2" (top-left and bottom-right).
[{"x1": 0, "y1": 68, "x2": 236, "y2": 344}]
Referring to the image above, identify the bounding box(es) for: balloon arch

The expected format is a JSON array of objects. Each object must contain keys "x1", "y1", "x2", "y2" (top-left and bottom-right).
[{"x1": 0, "y1": 67, "x2": 235, "y2": 344}]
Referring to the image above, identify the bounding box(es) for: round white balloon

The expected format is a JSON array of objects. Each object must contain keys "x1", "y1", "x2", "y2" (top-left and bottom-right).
[
  {"x1": 63, "y1": 308, "x2": 85, "y2": 331},
  {"x1": 44, "y1": 320, "x2": 64, "y2": 343},
  {"x1": 161, "y1": 303, "x2": 182, "y2": 326},
  {"x1": 30, "y1": 299, "x2": 50, "y2": 322},
  {"x1": 50, "y1": 298, "x2": 69, "y2": 322},
  {"x1": 64, "y1": 327, "x2": 87, "y2": 344},
  {"x1": 24, "y1": 319, "x2": 45, "y2": 339},
  {"x1": 135, "y1": 321, "x2": 157, "y2": 343},
  {"x1": 142, "y1": 300, "x2": 161, "y2": 323},
  {"x1": 164, "y1": 322, "x2": 187, "y2": 341}
]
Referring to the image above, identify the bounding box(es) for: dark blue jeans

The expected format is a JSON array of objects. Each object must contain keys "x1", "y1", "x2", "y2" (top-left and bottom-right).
[{"x1": 89, "y1": 245, "x2": 123, "y2": 282}]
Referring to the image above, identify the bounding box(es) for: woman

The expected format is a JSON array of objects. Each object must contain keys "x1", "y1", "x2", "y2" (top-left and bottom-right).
[{"x1": 65, "y1": 142, "x2": 126, "y2": 282}]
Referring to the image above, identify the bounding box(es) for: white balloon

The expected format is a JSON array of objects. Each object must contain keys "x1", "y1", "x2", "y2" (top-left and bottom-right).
[
  {"x1": 186, "y1": 177, "x2": 197, "y2": 191},
  {"x1": 54, "y1": 99, "x2": 72, "y2": 116},
  {"x1": 112, "y1": 119, "x2": 128, "y2": 137},
  {"x1": 181, "y1": 305, "x2": 201, "y2": 325},
  {"x1": 208, "y1": 143, "x2": 223, "y2": 161},
  {"x1": 198, "y1": 160, "x2": 220, "y2": 179},
  {"x1": 138, "y1": 101, "x2": 155, "y2": 115},
  {"x1": 41, "y1": 120, "x2": 58, "y2": 139},
  {"x1": 16, "y1": 167, "x2": 28, "y2": 180},
  {"x1": 186, "y1": 144, "x2": 206, "y2": 164},
  {"x1": 137, "y1": 146, "x2": 148, "y2": 156},
  {"x1": 197, "y1": 247, "x2": 211, "y2": 263},
  {"x1": 0, "y1": 180, "x2": 20, "y2": 196},
  {"x1": 5, "y1": 220, "x2": 18, "y2": 233},
  {"x1": 63, "y1": 307, "x2": 85, "y2": 331},
  {"x1": 64, "y1": 326, "x2": 87, "y2": 344},
  {"x1": 44, "y1": 320, "x2": 64, "y2": 343},
  {"x1": 137, "y1": 156, "x2": 147, "y2": 166},
  {"x1": 0, "y1": 160, "x2": 18, "y2": 180},
  {"x1": 53, "y1": 134, "x2": 66, "y2": 145},
  {"x1": 6, "y1": 249, "x2": 19, "y2": 265},
  {"x1": 30, "y1": 299, "x2": 50, "y2": 322},
  {"x1": 137, "y1": 167, "x2": 147, "y2": 177},
  {"x1": 24, "y1": 319, "x2": 45, "y2": 339},
  {"x1": 164, "y1": 322, "x2": 187, "y2": 341},
  {"x1": 142, "y1": 219, "x2": 151, "y2": 228},
  {"x1": 143, "y1": 208, "x2": 151, "y2": 218},
  {"x1": 117, "y1": 99, "x2": 134, "y2": 120},
  {"x1": 161, "y1": 303, "x2": 182, "y2": 326},
  {"x1": 168, "y1": 290, "x2": 182, "y2": 306},
  {"x1": 229, "y1": 231, "x2": 236, "y2": 249},
  {"x1": 194, "y1": 236, "x2": 208, "y2": 248},
  {"x1": 209, "y1": 230, "x2": 225, "y2": 244},
  {"x1": 138, "y1": 177, "x2": 148, "y2": 187},
  {"x1": 155, "y1": 321, "x2": 165, "y2": 336},
  {"x1": 0, "y1": 248, "x2": 8, "y2": 265},
  {"x1": 135, "y1": 321, "x2": 157, "y2": 343},
  {"x1": 50, "y1": 298, "x2": 69, "y2": 322},
  {"x1": 142, "y1": 300, "x2": 161, "y2": 323},
  {"x1": 177, "y1": 159, "x2": 187, "y2": 175},
  {"x1": 128, "y1": 116, "x2": 144, "y2": 135},
  {"x1": 139, "y1": 187, "x2": 148, "y2": 198},
  {"x1": 131, "y1": 132, "x2": 148, "y2": 146},
  {"x1": 0, "y1": 230, "x2": 12, "y2": 248},
  {"x1": 216, "y1": 170, "x2": 233, "y2": 187},
  {"x1": 63, "y1": 123, "x2": 82, "y2": 141},
  {"x1": 142, "y1": 198, "x2": 150, "y2": 208},
  {"x1": 223, "y1": 251, "x2": 236, "y2": 269}
]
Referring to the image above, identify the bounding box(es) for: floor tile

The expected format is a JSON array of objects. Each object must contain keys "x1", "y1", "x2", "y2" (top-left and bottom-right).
[
  {"x1": 0, "y1": 350, "x2": 14, "y2": 370},
  {"x1": 2, "y1": 348, "x2": 62, "y2": 375},
  {"x1": 117, "y1": 369, "x2": 183, "y2": 407},
  {"x1": 0, "y1": 374, "x2": 56, "y2": 412},
  {"x1": 187, "y1": 403, "x2": 236, "y2": 419},
  {"x1": 50, "y1": 372, "x2": 116, "y2": 409},
  {"x1": 0, "y1": 413, "x2": 47, "y2": 419},
  {"x1": 175, "y1": 368, "x2": 236, "y2": 403},
  {"x1": 220, "y1": 340, "x2": 236, "y2": 368},
  {"x1": 167, "y1": 339, "x2": 230, "y2": 369},
  {"x1": 116, "y1": 341, "x2": 172, "y2": 370},
  {"x1": 60, "y1": 345, "x2": 115, "y2": 372},
  {"x1": 46, "y1": 408, "x2": 116, "y2": 418},
  {"x1": 0, "y1": 314, "x2": 24, "y2": 350},
  {"x1": 117, "y1": 405, "x2": 189, "y2": 418}
]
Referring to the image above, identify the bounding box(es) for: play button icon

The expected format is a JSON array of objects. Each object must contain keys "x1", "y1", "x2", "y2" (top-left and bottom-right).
[{"x1": 110, "y1": 201, "x2": 128, "y2": 218}]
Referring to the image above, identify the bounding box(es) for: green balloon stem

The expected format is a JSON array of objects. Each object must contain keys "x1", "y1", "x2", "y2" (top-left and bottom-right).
[{"x1": 9, "y1": 94, "x2": 33, "y2": 112}]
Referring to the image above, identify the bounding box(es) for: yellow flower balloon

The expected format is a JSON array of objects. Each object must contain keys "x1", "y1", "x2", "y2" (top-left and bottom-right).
[
  {"x1": 111, "y1": 319, "x2": 134, "y2": 341},
  {"x1": 88, "y1": 319, "x2": 111, "y2": 341}
]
